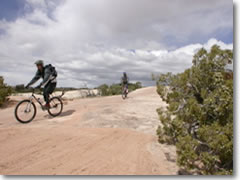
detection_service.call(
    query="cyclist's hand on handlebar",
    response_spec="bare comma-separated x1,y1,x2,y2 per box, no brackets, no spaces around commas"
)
25,84,30,89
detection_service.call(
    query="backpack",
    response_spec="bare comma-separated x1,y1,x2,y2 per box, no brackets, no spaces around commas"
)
46,64,57,78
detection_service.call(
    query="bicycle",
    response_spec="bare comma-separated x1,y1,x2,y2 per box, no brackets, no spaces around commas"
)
14,89,65,123
122,85,128,100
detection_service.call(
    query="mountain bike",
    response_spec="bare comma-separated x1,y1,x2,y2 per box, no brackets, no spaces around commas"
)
14,89,65,123
122,85,128,100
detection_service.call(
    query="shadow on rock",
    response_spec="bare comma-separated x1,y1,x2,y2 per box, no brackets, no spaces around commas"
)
44,109,75,119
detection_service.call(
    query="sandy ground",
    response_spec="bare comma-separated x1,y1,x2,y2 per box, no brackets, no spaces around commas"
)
0,87,178,175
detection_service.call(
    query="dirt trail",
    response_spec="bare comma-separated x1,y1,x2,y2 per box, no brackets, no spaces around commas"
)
0,87,178,175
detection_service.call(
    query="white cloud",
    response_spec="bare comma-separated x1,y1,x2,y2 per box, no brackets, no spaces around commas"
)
0,0,233,87
203,38,233,50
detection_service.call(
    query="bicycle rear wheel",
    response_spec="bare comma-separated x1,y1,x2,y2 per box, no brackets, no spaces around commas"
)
122,91,127,99
48,97,63,117
15,100,37,123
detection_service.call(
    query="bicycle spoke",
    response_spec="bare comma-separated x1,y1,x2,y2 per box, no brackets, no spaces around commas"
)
15,100,36,123
48,97,63,117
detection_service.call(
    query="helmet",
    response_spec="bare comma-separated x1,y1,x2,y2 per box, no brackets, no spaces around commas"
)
35,60,44,65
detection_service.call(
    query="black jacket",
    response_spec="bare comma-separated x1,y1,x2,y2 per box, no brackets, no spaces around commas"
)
28,65,57,87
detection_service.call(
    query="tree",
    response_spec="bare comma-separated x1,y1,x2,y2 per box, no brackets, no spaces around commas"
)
0,76,12,107
15,84,25,92
98,84,109,96
156,45,233,175
135,82,142,89
97,82,142,96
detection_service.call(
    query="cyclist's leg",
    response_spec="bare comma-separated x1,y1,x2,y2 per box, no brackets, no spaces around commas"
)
43,84,50,105
43,83,56,105
48,82,56,95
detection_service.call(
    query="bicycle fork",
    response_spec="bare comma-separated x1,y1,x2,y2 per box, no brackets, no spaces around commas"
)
25,97,34,113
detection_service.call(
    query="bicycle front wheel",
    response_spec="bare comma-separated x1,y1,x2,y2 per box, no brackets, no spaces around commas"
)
15,100,37,123
122,92,126,99
48,97,63,117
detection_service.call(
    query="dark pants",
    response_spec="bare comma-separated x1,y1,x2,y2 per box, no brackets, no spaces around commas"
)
123,83,128,89
43,82,56,104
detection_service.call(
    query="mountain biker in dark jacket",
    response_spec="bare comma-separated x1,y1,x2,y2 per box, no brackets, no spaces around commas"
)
25,60,57,110
121,72,129,93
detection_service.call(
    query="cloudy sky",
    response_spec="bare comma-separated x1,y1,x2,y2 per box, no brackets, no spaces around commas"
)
0,0,233,88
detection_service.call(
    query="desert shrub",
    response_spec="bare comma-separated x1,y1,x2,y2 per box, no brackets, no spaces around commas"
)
156,45,233,175
98,82,142,96
0,76,12,106
98,84,109,96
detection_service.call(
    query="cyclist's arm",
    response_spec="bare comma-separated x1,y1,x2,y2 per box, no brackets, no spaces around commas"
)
40,68,51,87
27,70,41,86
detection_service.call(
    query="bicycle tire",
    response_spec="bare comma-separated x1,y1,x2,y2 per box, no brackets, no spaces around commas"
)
48,97,63,117
15,100,37,123
122,91,127,99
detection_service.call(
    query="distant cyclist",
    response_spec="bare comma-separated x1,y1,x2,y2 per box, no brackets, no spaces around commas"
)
25,60,57,110
121,72,129,93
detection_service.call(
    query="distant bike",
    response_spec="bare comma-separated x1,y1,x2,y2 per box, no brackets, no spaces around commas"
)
14,89,65,123
122,85,128,100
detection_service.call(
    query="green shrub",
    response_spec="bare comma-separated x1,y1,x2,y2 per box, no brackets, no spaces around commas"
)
98,82,142,96
0,76,12,107
98,84,109,96
156,45,233,175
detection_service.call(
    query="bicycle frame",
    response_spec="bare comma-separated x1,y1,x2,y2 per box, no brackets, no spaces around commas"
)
27,89,65,111
122,84,128,94
30,93,44,107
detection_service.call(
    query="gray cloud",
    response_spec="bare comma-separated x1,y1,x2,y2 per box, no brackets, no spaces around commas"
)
0,0,233,88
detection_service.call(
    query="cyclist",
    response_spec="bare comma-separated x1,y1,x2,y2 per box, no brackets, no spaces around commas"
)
121,72,129,93
25,60,57,110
